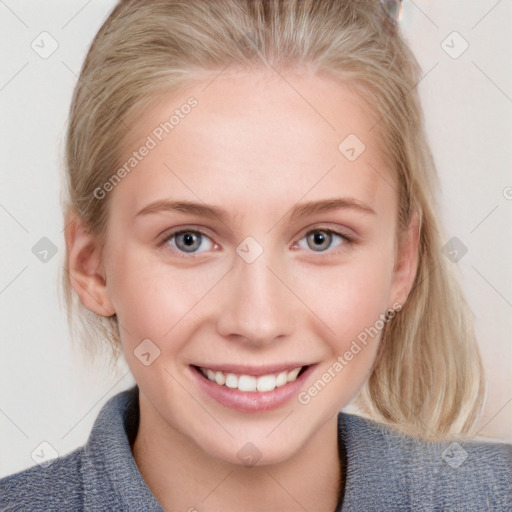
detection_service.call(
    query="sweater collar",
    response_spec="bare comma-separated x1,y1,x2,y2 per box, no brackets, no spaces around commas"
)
82,384,400,511
82,385,163,511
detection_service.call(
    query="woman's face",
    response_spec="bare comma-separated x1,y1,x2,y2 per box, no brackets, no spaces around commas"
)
98,69,413,465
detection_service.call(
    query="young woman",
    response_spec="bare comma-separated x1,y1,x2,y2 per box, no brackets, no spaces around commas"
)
1,0,510,510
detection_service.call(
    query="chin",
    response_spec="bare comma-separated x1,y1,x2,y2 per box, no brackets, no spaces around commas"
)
191,414,319,468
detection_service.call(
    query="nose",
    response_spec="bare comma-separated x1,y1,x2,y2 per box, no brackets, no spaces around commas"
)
215,246,296,347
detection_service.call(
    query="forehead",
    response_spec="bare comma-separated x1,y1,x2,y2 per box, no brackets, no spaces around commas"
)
114,68,396,218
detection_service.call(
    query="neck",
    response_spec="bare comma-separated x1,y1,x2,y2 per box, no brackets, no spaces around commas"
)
132,398,344,512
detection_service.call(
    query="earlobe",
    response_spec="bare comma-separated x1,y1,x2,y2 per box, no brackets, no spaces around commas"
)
65,213,115,317
391,211,420,307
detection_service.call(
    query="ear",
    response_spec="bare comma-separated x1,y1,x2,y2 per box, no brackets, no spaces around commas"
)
390,211,420,308
64,211,115,317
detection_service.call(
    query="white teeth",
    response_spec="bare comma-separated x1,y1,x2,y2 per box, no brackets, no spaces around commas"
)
225,373,238,389
287,368,301,382
275,371,288,387
200,366,304,392
238,375,257,392
257,374,276,392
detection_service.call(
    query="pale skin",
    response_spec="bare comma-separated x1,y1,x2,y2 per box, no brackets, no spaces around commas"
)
66,68,419,511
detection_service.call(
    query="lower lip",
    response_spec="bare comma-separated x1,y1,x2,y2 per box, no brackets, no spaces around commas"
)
190,365,316,412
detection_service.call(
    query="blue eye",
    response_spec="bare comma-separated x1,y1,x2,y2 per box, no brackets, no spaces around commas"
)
163,230,213,254
297,229,347,252
160,227,351,257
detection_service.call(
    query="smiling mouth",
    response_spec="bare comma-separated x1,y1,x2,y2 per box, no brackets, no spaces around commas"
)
193,365,309,392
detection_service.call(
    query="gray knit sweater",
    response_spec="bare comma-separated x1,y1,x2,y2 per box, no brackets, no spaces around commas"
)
1,385,510,511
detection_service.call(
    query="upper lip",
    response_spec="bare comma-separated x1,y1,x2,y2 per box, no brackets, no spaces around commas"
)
192,363,314,376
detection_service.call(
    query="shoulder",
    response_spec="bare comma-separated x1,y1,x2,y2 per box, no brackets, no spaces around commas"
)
0,386,161,512
0,447,84,510
338,412,512,511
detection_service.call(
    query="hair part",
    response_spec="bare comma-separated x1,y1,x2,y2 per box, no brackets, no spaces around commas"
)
60,0,485,440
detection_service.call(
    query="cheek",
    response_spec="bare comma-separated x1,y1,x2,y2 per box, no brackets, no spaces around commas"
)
296,261,393,411
301,251,395,338
104,241,221,347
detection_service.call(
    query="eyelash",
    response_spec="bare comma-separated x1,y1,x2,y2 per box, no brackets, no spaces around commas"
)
159,226,354,258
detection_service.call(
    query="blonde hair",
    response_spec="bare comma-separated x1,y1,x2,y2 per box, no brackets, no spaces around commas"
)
59,0,485,440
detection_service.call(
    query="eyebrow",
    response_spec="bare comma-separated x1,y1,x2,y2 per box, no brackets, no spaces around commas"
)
135,197,376,222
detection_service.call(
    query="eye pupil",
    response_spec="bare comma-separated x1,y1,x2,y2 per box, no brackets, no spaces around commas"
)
183,234,195,245
176,232,201,252
308,230,331,251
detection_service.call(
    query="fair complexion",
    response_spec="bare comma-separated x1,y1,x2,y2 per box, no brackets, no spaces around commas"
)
67,68,419,511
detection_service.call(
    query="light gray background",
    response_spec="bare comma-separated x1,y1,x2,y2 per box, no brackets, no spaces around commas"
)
1,0,511,477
